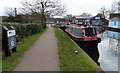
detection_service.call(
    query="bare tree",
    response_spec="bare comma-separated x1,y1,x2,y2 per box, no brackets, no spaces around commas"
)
21,0,66,28
65,14,72,21
112,0,120,13
21,0,66,16
99,6,109,19
99,0,120,19
110,3,116,13
80,13,93,17
106,1,120,14
118,0,120,12
4,7,16,16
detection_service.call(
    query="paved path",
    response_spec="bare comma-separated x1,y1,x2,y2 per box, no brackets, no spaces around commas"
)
14,26,60,71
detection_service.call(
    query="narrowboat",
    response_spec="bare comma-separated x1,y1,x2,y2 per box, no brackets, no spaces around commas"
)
56,22,69,31
65,24,101,64
65,24,101,48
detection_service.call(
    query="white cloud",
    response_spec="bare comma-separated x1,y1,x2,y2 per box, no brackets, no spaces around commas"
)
61,0,116,15
0,0,22,16
0,0,22,8
0,0,116,16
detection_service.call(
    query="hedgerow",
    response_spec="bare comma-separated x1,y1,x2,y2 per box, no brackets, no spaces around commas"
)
2,22,42,42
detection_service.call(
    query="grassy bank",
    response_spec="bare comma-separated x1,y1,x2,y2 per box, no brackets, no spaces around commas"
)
2,27,47,71
0,52,2,72
53,27,98,72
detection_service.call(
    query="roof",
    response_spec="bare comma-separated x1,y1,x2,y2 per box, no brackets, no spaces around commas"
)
110,13,120,18
73,16,92,19
90,14,107,21
68,24,94,29
109,13,120,20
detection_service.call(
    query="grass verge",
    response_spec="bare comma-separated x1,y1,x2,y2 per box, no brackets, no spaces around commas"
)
0,52,2,72
2,27,47,71
53,26,98,72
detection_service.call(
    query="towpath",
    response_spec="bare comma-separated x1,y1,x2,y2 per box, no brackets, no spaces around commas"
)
14,26,59,71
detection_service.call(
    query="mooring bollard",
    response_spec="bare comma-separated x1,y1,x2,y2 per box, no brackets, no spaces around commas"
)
2,26,17,57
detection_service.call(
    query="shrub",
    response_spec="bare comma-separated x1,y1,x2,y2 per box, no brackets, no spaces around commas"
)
2,23,42,42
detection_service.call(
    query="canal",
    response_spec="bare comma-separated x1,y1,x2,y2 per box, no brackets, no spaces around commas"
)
96,26,120,72
60,26,119,72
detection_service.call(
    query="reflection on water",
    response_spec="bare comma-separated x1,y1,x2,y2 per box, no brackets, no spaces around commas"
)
96,26,119,71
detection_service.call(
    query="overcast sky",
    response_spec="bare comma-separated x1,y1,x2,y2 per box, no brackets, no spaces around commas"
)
0,0,117,16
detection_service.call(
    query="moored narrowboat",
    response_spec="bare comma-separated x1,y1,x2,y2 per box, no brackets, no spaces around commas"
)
65,24,101,65
65,24,101,43
56,22,69,31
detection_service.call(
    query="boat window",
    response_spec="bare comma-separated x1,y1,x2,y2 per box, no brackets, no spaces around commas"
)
73,28,82,36
71,28,75,34
69,27,73,33
66,27,71,32
94,28,97,35
66,27,69,31
93,28,96,35
85,28,96,37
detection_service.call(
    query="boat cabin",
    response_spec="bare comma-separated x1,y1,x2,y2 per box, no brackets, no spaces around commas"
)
65,24,100,41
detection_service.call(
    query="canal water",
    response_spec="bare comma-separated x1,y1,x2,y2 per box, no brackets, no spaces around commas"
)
60,26,119,72
96,26,120,72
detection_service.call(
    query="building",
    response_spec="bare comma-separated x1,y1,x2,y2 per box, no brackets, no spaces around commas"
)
90,14,108,26
72,16,92,22
109,13,120,29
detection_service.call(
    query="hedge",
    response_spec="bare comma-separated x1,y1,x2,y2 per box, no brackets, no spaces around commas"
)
2,23,42,42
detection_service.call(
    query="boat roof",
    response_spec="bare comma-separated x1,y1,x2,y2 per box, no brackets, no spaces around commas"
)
68,24,94,29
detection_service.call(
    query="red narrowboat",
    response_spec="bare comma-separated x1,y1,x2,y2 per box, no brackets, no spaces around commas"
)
65,24,101,43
